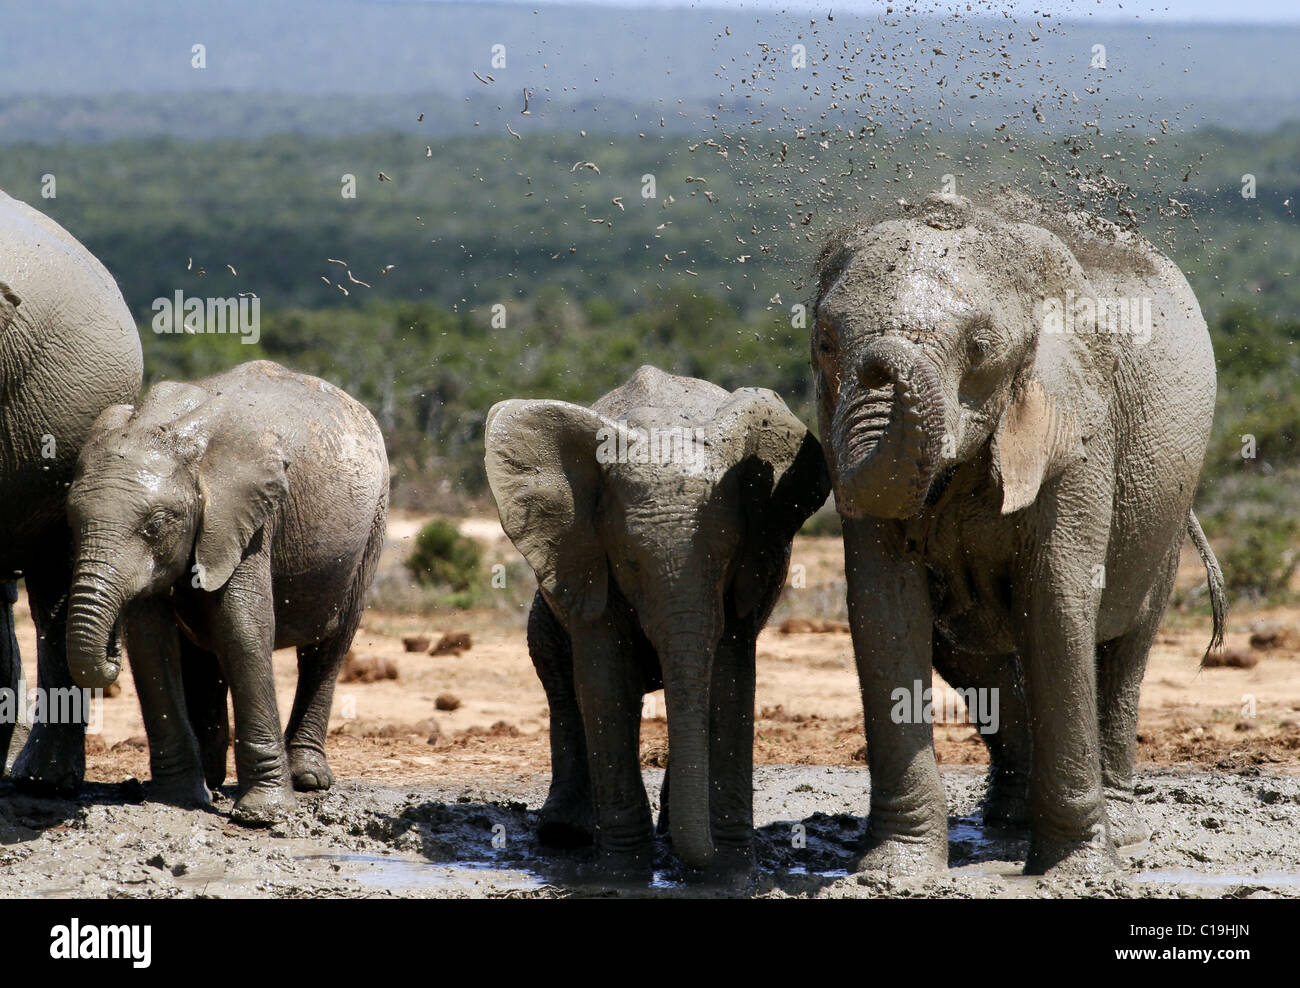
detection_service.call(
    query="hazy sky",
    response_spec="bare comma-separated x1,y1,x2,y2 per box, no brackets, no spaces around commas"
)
505,0,1300,22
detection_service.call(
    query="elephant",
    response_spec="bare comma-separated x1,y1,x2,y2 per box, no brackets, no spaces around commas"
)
0,188,143,792
485,366,830,878
810,193,1226,876
63,360,389,823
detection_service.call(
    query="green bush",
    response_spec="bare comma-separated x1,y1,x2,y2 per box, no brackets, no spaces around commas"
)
404,518,482,591
1218,514,1299,600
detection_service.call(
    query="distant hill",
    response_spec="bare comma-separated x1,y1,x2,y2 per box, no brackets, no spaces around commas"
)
2,1,1298,142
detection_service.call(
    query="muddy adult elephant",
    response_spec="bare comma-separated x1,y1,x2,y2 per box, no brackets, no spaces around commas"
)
64,361,389,823
485,366,829,878
0,189,143,792
811,193,1225,876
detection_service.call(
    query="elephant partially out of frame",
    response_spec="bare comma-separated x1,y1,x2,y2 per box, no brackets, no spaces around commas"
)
0,189,143,792
810,193,1225,876
486,366,829,879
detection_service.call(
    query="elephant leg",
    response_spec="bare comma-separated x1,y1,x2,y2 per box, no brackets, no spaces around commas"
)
11,545,85,796
285,630,352,792
1018,555,1116,875
286,508,384,793
527,592,593,846
571,614,652,877
1096,550,1177,848
932,639,1031,828
124,599,210,806
0,580,21,775
179,635,230,792
210,549,296,825
706,625,757,879
843,517,948,875
656,763,670,836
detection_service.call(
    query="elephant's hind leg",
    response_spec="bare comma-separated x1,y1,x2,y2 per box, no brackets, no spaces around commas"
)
286,631,351,792
1096,550,1178,848
0,580,22,775
180,637,230,791
286,506,387,792
527,592,594,847
932,639,1031,829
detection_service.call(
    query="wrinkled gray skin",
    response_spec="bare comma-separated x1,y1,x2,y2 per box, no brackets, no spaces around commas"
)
812,194,1225,876
486,366,829,879
0,189,143,792
65,361,389,824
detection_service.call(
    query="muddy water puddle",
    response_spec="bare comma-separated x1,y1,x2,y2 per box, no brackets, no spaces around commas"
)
1134,869,1300,888
297,852,548,892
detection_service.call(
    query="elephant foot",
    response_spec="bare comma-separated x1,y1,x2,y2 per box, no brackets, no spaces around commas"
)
147,773,211,809
10,723,84,797
537,790,595,848
983,768,1031,830
288,747,334,792
1105,789,1152,848
583,842,655,884
856,835,948,877
230,785,298,826
698,843,756,888
1025,829,1119,875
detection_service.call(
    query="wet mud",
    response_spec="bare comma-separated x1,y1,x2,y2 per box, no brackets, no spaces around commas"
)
3,766,1297,899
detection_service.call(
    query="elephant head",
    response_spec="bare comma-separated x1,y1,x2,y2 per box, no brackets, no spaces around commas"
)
64,382,289,688
811,193,1122,520
485,377,828,869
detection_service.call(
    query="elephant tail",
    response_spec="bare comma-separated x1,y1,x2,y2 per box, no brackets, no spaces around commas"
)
1187,510,1227,665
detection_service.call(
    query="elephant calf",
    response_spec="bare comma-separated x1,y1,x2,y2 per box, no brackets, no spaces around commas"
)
65,360,389,823
486,366,830,878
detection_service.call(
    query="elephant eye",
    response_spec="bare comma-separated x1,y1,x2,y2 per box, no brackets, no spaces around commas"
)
968,327,997,363
816,316,838,354
142,510,171,540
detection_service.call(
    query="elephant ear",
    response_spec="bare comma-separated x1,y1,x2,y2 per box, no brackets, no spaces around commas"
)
990,375,1079,514
716,389,831,618
0,280,20,333
992,235,1116,515
484,399,614,622
193,423,289,591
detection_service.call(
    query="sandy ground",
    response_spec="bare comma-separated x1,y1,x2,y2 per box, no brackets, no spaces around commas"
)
2,513,1299,897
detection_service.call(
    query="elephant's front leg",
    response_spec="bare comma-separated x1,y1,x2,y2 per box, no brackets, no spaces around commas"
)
1018,541,1116,874
10,547,86,795
844,517,948,875
123,598,210,806
706,624,757,880
0,580,21,774
570,614,653,878
206,550,297,825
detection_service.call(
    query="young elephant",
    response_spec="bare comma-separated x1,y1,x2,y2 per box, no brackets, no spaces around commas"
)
64,361,389,823
485,366,830,878
811,193,1225,875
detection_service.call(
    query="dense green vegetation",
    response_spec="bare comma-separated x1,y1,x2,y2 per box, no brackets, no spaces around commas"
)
5,126,1298,325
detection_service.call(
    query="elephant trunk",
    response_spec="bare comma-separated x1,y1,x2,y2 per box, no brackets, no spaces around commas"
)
659,622,717,871
66,561,129,690
831,336,944,519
